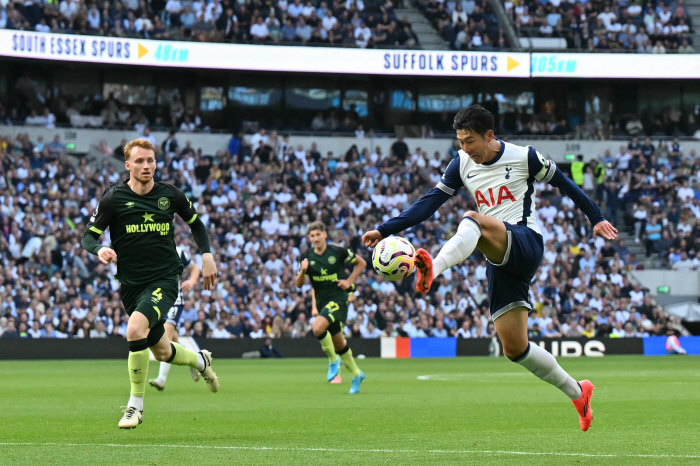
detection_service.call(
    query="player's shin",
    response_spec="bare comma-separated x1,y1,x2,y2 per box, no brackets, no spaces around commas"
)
337,344,361,377
512,342,582,400
433,217,482,276
127,339,150,409
157,361,172,382
317,330,338,362
168,342,204,371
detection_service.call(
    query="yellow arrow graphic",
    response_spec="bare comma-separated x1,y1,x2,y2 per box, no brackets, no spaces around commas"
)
507,56,520,71
138,44,148,59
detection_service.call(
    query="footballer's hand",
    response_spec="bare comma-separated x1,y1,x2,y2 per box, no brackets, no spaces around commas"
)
201,253,217,290
97,247,117,264
337,279,352,290
594,221,618,240
362,230,383,248
181,279,196,293
300,258,309,272
312,308,319,317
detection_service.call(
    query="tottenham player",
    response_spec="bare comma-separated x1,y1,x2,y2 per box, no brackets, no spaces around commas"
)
149,245,201,391
362,105,617,431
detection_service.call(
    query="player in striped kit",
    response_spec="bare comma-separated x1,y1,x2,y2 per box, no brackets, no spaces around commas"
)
149,245,202,391
363,105,618,431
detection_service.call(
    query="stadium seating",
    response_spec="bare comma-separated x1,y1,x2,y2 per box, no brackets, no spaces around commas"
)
505,0,694,52
0,127,695,341
0,0,418,49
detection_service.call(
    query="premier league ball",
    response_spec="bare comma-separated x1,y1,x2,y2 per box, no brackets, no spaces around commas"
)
371,236,416,281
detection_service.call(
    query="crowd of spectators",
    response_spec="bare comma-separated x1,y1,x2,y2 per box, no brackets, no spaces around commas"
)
505,0,695,52
416,0,511,50
0,128,694,342
591,136,700,270
0,0,418,48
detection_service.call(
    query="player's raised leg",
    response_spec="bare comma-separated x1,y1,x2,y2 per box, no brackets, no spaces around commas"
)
415,211,506,293
495,308,593,431
149,322,199,391
150,329,218,393
312,315,341,381
332,332,364,394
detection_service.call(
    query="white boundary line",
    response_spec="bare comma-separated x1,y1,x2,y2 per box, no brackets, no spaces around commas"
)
0,442,698,459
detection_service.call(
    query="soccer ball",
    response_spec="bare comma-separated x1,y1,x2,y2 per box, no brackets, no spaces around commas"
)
372,236,416,281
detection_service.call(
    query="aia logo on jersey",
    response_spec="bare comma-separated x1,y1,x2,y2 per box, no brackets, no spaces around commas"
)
475,186,516,208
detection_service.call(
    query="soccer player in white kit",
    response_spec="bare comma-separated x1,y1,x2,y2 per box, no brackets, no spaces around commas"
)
362,105,618,431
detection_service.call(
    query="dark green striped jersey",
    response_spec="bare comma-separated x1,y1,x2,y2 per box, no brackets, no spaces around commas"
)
300,243,356,303
86,181,199,286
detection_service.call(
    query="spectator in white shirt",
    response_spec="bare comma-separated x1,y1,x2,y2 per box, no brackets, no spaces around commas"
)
676,180,694,201
250,16,271,40
360,321,382,338
287,0,304,17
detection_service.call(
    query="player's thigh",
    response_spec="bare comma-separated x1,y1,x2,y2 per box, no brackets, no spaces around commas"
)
134,278,179,329
319,300,347,337
312,315,330,335
126,311,150,341
464,211,508,264
493,306,529,359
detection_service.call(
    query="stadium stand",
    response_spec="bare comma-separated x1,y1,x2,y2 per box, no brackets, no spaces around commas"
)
0,126,696,341
0,0,419,49
504,0,695,52
411,0,697,52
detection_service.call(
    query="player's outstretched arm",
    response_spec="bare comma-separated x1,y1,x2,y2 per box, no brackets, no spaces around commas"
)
547,169,618,240
531,152,617,240
362,188,452,248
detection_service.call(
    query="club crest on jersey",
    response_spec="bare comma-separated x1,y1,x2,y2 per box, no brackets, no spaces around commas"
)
328,256,336,264
125,202,135,208
158,197,170,210
505,167,512,179
475,186,516,208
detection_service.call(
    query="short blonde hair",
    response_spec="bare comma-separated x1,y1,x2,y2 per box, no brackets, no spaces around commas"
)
123,138,155,160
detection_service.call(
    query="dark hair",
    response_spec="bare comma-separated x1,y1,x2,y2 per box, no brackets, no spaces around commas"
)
452,105,494,136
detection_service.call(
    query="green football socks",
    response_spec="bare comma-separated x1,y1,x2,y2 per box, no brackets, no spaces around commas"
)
317,331,338,362
168,342,202,370
338,345,361,377
127,341,150,397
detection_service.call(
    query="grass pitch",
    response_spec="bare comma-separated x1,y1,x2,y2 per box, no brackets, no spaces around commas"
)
0,355,698,465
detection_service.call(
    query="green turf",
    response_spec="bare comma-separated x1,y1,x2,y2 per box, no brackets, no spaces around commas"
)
1,355,699,465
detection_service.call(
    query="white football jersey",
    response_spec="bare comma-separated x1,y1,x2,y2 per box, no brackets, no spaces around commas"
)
436,140,556,236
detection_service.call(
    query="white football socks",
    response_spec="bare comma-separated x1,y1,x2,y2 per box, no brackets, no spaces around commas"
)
433,217,482,276
158,361,172,383
128,395,144,411
514,343,582,400
197,352,206,372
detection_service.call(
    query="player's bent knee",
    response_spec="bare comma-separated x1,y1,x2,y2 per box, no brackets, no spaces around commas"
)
503,341,529,361
126,326,148,341
463,210,479,221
